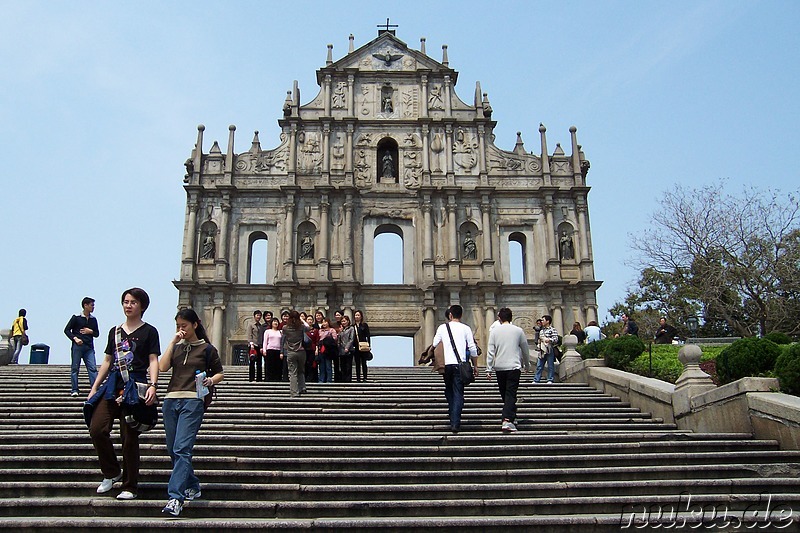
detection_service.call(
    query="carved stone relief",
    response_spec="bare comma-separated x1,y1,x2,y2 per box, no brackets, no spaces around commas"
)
428,85,444,110
331,134,345,171
401,88,418,118
297,131,322,173
331,82,347,109
354,149,372,188
453,128,478,172
430,129,445,172
358,84,373,117
402,150,422,189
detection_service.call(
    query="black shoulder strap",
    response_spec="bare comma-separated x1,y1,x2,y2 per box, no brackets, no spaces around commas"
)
445,323,462,363
204,344,214,376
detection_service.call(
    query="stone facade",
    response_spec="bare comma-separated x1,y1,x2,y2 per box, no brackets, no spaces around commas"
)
175,31,601,365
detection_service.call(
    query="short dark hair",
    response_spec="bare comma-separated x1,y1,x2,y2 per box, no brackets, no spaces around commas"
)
449,305,463,319
81,297,95,308
498,307,512,322
264,310,273,318
121,288,150,315
281,310,289,317
253,310,262,317
541,314,552,324
18,309,26,317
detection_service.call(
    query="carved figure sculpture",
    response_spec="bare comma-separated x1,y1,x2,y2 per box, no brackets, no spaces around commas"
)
559,231,575,261
463,231,477,260
300,232,314,260
382,94,393,113
201,231,216,260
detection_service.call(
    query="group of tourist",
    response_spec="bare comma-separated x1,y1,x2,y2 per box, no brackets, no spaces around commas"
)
247,308,373,387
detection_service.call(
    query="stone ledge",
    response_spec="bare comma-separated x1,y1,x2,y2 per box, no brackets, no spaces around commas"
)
691,377,779,411
748,392,800,426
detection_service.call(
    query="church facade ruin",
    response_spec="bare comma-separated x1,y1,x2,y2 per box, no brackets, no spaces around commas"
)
175,29,601,364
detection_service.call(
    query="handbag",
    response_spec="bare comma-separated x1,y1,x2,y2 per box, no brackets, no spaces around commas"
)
355,326,370,352
432,343,445,374
446,323,474,386
21,333,30,346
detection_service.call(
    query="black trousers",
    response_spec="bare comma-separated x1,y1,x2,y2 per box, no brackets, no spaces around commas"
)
496,368,521,422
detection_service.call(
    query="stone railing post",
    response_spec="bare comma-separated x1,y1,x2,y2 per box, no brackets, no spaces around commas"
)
558,334,582,380
672,344,716,417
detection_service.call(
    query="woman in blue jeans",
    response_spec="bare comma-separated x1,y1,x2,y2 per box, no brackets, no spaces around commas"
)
158,308,224,517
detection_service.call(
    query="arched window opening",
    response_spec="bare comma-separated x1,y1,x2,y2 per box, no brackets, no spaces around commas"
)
374,226,403,284
508,233,526,284
377,137,399,183
248,232,268,284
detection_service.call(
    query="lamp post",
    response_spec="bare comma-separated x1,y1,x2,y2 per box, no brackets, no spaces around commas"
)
685,316,699,343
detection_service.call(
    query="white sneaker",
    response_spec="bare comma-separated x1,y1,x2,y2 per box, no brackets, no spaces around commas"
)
162,498,183,516
96,473,123,494
116,491,136,500
501,420,518,433
184,487,202,501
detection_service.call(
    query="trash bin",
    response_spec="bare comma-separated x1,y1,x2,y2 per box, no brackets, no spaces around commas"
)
29,343,50,364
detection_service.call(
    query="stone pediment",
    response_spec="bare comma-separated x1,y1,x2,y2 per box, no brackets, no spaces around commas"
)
320,33,455,81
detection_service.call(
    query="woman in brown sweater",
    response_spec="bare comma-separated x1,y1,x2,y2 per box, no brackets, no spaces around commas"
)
158,308,224,517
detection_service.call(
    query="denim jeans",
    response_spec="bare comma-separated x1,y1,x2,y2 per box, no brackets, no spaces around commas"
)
163,398,204,502
496,369,521,422
443,364,465,428
11,336,24,364
70,343,98,393
535,350,555,382
318,355,332,383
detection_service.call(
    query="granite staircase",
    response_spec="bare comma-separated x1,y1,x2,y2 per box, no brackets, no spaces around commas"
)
0,364,798,532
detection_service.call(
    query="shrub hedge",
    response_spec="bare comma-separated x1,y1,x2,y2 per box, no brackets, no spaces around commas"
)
764,332,792,345
716,337,782,384
775,343,800,396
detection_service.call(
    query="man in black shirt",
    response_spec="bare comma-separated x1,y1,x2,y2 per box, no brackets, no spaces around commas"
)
64,297,99,397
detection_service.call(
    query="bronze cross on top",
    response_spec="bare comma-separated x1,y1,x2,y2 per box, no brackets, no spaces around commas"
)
377,18,398,34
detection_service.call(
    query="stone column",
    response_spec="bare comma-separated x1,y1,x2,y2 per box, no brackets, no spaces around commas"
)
283,197,295,280
343,194,353,280
552,304,564,335
477,124,487,174
184,201,198,262
424,307,435,344
347,74,355,117
422,200,433,260
211,305,224,350
576,203,590,261
447,197,457,261
214,199,230,281
480,200,492,260
420,74,428,118
544,199,557,261
288,125,297,173
319,198,330,262
444,75,452,117
324,74,331,116
345,123,354,172
322,123,331,173
445,123,454,175
421,124,430,172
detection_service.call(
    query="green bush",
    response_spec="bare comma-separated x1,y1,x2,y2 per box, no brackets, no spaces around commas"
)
764,332,792,345
716,337,782,384
774,343,800,396
577,339,608,359
628,349,683,383
603,336,646,370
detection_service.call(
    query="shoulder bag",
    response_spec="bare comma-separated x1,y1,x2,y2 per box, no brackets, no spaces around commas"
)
202,344,217,411
446,323,474,386
354,326,373,360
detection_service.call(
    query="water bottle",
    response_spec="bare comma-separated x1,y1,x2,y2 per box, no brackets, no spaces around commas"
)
195,370,209,398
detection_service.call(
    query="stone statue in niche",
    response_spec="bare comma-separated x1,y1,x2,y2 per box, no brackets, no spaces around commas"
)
184,158,194,180
201,231,216,260
300,232,314,260
382,95,393,113
381,151,395,180
559,231,575,261
331,82,346,109
463,231,477,260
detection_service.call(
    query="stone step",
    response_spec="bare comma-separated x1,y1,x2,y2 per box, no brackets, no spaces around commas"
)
2,492,799,521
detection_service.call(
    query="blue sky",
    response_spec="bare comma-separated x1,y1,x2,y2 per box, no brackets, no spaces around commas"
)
2,1,798,367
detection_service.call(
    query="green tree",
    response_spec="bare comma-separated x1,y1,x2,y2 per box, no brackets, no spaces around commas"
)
617,182,800,337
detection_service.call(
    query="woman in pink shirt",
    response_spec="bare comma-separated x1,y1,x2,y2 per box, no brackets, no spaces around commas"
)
262,318,283,382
